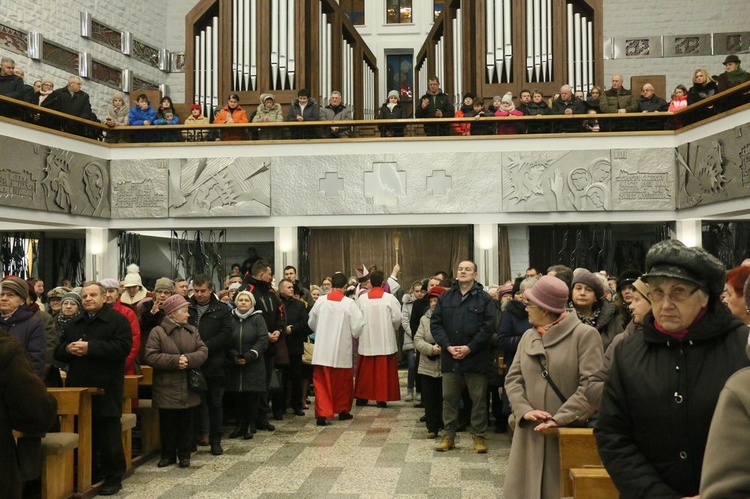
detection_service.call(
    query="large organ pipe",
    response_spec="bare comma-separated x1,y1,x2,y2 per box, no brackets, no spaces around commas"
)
494,0,503,82
212,16,219,109
503,0,512,82
573,12,583,90
587,21,593,93
206,24,212,111
288,0,296,89
486,0,495,83
533,0,541,81
271,0,279,90
566,3,574,86
454,12,462,107
546,0,552,81
194,34,200,106
581,15,589,92
319,12,325,105
233,0,238,90
248,0,255,90
540,0,548,81
279,0,288,89
347,44,353,105
199,31,206,113
525,0,533,81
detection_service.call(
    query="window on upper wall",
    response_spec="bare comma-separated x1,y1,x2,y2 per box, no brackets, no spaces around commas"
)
340,0,365,25
433,1,445,21
386,0,412,24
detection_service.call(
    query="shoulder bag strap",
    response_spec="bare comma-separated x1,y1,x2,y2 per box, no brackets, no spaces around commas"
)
536,355,567,405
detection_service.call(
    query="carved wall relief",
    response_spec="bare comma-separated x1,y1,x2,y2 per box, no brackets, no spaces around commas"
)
676,123,750,209
0,136,110,217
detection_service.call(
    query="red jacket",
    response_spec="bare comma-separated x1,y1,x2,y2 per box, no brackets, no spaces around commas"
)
113,299,141,374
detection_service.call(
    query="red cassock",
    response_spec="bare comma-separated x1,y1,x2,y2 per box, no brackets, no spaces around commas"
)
313,365,354,418
354,353,401,402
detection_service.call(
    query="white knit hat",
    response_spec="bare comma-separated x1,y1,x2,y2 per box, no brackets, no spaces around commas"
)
123,263,143,288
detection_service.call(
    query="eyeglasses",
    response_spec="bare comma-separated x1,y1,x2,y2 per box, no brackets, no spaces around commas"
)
0,291,18,298
650,285,700,303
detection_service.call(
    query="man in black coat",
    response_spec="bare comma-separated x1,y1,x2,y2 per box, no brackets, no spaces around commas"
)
0,57,25,117
241,260,286,427
187,273,232,456
279,278,310,416
431,261,494,454
415,76,455,136
41,75,98,137
55,282,132,496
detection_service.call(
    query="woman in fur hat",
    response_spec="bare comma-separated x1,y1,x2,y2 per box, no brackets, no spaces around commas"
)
102,91,130,143
252,93,284,140
596,240,750,498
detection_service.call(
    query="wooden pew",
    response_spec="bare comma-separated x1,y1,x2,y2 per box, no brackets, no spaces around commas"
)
542,427,605,498
121,375,142,473
133,366,160,463
46,387,100,497
569,467,618,499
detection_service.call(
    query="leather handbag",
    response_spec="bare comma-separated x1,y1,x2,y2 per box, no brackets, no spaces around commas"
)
187,368,208,393
302,336,314,365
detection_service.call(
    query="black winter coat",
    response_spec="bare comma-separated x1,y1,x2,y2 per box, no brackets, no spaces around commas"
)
225,310,268,393
41,87,98,136
55,304,132,417
281,296,310,356
497,299,531,363
415,91,455,136
187,295,232,379
637,95,669,112
0,335,57,499
377,102,405,137
687,81,718,105
595,302,750,498
431,281,495,374
240,276,286,359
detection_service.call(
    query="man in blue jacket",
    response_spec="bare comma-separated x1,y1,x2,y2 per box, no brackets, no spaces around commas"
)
430,260,494,453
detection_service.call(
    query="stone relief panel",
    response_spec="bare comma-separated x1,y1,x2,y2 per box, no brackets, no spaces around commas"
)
168,157,271,217
611,148,675,211
676,123,750,209
0,136,110,217
110,159,169,218
271,153,503,215
502,150,614,212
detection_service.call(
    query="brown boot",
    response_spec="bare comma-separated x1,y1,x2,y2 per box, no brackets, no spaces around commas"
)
472,434,488,454
435,435,455,452
197,434,209,446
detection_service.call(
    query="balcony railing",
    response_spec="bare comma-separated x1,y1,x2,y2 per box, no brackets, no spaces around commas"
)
1,80,748,145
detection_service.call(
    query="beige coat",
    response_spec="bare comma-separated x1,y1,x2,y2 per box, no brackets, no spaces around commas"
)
414,310,440,378
504,312,603,499
700,344,750,498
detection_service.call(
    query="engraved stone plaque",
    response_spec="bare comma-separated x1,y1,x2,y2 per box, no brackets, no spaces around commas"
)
612,148,675,210
110,159,169,218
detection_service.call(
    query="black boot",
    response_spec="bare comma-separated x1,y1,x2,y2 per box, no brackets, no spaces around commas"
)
229,426,242,439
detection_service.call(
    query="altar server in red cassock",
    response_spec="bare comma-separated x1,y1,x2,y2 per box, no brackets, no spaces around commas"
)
308,272,365,426
354,270,402,407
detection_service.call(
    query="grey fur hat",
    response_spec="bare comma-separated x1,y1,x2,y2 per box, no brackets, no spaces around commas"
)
641,240,725,295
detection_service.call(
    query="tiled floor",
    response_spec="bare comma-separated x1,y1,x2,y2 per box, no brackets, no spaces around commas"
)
118,374,510,498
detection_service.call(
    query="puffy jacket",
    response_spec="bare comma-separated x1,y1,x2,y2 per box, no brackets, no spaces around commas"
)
187,295,233,379
0,306,46,378
595,302,750,498
252,102,284,123
430,281,495,374
600,87,638,113
415,90,455,136
225,309,267,392
214,104,249,141
145,317,207,409
321,103,353,138
287,98,321,139
377,102,405,137
128,104,156,125
112,300,141,375
552,96,587,115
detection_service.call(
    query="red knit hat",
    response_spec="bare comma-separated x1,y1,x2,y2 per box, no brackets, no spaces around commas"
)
427,286,447,299
191,103,201,111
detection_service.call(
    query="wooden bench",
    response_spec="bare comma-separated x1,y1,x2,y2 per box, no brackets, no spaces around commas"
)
46,387,100,497
543,427,608,498
121,375,142,472
133,366,160,462
569,467,619,499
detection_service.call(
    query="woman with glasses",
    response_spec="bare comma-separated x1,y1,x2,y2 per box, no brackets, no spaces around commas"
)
595,240,750,498
504,276,603,498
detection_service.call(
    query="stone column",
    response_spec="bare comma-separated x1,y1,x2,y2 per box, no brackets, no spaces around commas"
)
674,219,702,247
474,224,498,287
274,226,298,281
86,228,119,282
507,225,531,280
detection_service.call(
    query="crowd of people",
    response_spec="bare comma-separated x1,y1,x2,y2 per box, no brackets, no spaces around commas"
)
3,242,750,497
2,54,749,142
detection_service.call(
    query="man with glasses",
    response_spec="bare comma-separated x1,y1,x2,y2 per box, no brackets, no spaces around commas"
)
595,240,750,498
